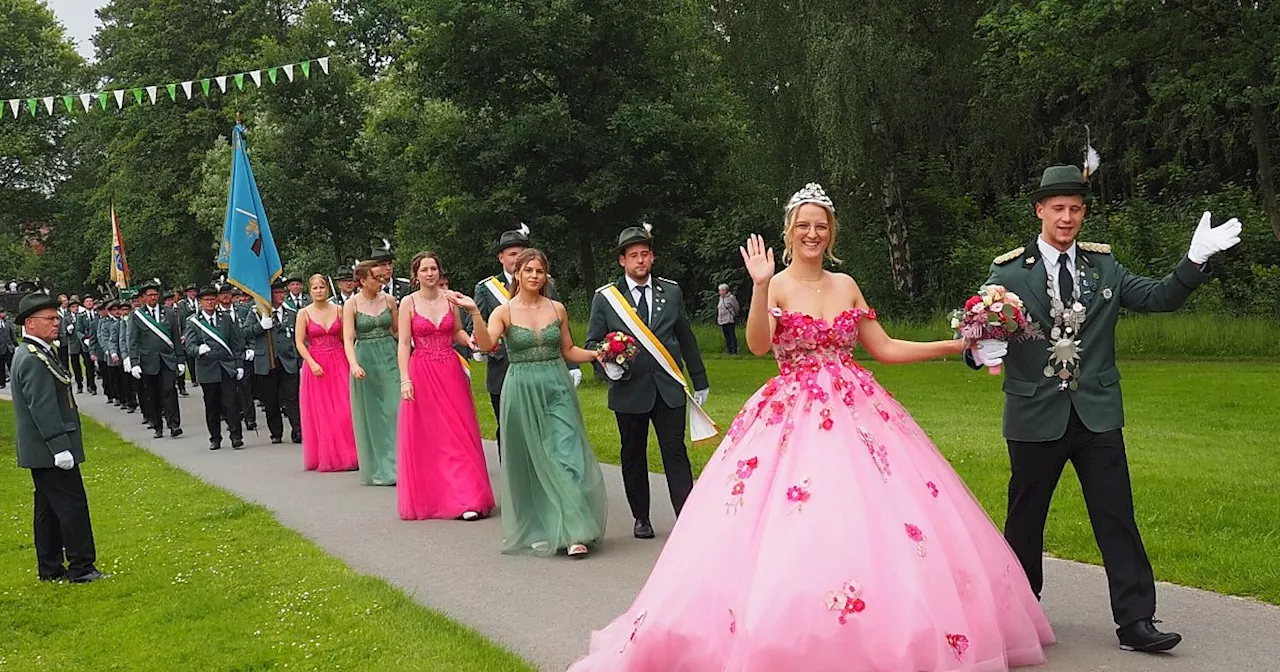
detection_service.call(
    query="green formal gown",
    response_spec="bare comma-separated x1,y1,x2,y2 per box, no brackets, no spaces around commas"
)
351,308,398,485
500,320,608,556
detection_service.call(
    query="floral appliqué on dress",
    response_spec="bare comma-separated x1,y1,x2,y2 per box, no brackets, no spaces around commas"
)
786,479,812,513
619,611,647,653
946,633,970,661
905,523,928,557
726,457,759,514
858,426,892,482
825,580,867,624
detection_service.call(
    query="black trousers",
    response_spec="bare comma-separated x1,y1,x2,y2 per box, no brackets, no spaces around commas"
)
68,352,88,390
0,351,10,386
720,323,738,354
201,374,243,445
31,466,97,580
56,343,70,369
1005,407,1156,628
185,353,198,387
103,365,119,402
239,373,256,427
616,397,694,520
81,353,97,392
489,393,503,458
257,363,300,440
140,368,181,431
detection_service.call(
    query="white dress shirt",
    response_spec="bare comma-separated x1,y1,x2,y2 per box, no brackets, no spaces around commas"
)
625,275,652,322
1036,236,1078,301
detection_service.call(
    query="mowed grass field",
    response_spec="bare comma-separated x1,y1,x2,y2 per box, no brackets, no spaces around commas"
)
0,406,533,672
471,349,1280,607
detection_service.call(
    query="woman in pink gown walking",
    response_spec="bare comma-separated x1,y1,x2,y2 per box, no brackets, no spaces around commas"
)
395,252,495,521
570,184,1054,671
295,274,359,472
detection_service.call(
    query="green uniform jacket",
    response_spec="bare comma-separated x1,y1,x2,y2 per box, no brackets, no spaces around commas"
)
64,309,86,355
183,312,245,384
585,276,708,415
11,339,84,468
116,310,132,365
976,241,1209,442
472,274,577,396
56,308,74,354
384,279,411,301
0,318,16,355
242,304,301,376
78,312,98,359
128,306,183,374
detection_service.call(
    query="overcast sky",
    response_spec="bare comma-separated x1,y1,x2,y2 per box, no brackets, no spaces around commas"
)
46,0,106,60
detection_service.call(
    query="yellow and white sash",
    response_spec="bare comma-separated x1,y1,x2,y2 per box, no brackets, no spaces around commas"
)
457,351,471,379
599,285,719,443
483,276,511,305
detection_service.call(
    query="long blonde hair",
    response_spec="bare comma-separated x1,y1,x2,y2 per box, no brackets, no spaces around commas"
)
782,203,842,265
512,248,550,297
307,273,331,302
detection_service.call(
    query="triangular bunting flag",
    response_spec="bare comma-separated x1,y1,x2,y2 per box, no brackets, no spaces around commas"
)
26,99,37,117
80,93,92,112
114,90,125,108
283,63,295,82
182,81,193,99
42,97,54,115
268,67,278,84
201,79,211,96
8,99,19,118
216,76,228,93
146,85,158,104
318,57,330,74
98,92,108,110
132,88,144,104
234,73,245,90
62,95,74,113
249,70,261,87
167,83,177,101
301,61,310,78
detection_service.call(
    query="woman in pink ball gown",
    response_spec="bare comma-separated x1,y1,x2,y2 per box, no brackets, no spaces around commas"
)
570,184,1054,671
295,274,359,472
394,251,495,521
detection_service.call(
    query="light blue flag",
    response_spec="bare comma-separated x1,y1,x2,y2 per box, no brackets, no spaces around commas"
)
220,123,282,312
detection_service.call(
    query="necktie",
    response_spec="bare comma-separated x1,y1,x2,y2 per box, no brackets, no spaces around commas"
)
635,285,650,325
1057,252,1074,302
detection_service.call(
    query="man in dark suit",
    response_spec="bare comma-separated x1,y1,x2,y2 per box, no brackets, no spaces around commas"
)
97,301,122,405
127,282,183,439
178,284,200,391
184,287,245,450
64,296,90,393
10,292,105,583
0,309,16,387
586,224,709,539
76,297,99,396
243,281,302,444
369,241,411,300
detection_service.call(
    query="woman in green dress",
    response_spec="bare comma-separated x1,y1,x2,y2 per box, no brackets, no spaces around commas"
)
467,248,608,558
343,261,400,486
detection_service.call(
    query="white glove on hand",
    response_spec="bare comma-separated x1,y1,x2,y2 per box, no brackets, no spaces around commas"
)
471,351,487,362
177,364,185,376
259,316,274,330
568,369,582,388
83,338,90,347
130,366,142,379
1188,211,1242,264
198,344,211,356
236,368,244,381
53,451,74,470
245,349,256,362
693,388,709,406
123,357,131,370
971,339,1008,367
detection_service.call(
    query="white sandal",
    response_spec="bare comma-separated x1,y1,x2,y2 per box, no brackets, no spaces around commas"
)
568,543,589,557
461,510,481,521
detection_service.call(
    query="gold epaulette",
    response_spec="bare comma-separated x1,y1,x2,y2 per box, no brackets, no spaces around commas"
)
993,247,1025,265
1079,242,1112,254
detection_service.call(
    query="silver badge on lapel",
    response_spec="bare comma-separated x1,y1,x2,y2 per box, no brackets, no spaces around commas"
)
1102,288,1112,300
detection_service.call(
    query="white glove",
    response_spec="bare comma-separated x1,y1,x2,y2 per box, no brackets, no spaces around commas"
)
471,352,487,362
53,451,74,470
68,324,74,333
236,368,244,380
123,357,131,370
83,338,90,347
245,349,256,362
1187,211,1242,264
130,366,142,379
198,344,211,356
259,316,274,330
177,364,185,375
568,369,582,388
693,388,709,406
971,339,1008,367
53,339,60,349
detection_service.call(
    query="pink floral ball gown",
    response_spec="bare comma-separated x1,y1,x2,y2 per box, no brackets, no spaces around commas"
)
570,307,1054,671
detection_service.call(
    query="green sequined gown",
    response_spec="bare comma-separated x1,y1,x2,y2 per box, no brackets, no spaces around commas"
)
352,308,398,486
500,320,608,556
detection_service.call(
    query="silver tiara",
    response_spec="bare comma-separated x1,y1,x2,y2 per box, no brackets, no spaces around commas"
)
785,182,835,213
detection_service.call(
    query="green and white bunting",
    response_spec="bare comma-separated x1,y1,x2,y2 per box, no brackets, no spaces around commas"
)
4,56,331,120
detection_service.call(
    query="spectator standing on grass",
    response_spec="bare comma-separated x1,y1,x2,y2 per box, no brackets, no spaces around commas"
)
715,283,740,354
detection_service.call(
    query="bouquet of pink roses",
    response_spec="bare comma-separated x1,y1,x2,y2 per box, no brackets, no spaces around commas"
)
950,285,1042,375
597,331,640,380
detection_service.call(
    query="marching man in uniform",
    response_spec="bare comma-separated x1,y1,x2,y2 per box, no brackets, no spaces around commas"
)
10,292,105,584
127,282,184,439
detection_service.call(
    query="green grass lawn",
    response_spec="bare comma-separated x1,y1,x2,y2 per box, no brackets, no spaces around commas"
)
0,405,532,672
472,356,1280,606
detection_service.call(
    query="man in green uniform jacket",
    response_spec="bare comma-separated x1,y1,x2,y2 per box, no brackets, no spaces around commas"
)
10,292,105,583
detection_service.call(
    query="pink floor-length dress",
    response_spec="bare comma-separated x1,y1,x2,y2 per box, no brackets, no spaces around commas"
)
570,307,1055,671
395,311,495,520
299,316,359,472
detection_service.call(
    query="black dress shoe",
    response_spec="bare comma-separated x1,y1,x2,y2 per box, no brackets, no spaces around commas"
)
271,437,282,444
633,519,656,539
69,570,108,584
231,438,245,450
153,428,164,439
39,572,67,582
178,390,189,397
1117,619,1182,653
170,428,183,438
291,433,302,444
209,442,222,451
245,422,257,431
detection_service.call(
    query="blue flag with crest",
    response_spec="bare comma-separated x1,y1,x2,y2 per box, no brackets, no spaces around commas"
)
218,123,282,312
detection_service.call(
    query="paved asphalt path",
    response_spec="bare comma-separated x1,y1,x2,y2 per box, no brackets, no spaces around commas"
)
38,389,1280,671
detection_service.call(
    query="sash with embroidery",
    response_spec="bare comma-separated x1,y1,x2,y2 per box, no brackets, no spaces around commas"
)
135,310,174,348
598,285,719,444
189,315,233,355
483,276,511,305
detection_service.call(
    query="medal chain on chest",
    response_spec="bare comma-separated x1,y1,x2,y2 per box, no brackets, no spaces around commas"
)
1045,267,1086,391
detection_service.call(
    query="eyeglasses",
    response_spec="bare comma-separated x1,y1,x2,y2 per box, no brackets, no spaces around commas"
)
27,316,60,323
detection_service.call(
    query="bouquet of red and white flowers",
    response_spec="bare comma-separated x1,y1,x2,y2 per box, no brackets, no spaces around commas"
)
598,331,640,380
951,285,1042,375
